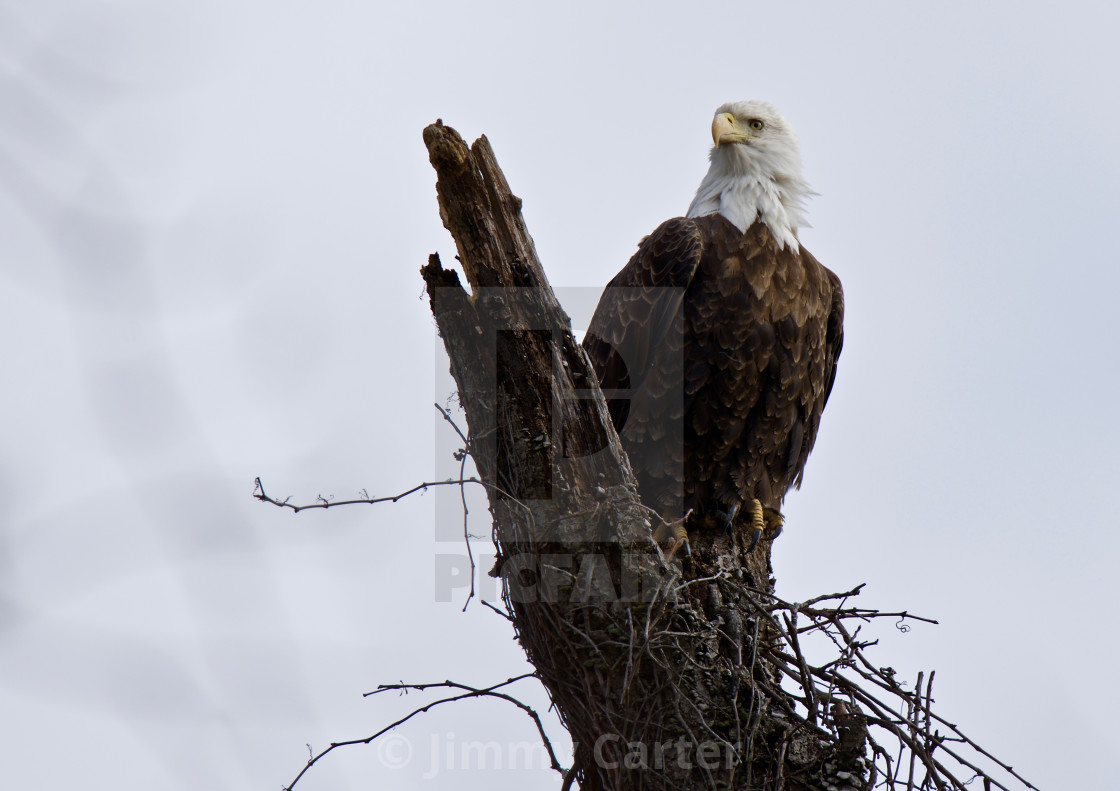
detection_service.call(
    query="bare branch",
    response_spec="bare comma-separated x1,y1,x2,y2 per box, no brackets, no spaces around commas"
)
253,476,472,513
367,674,566,774
284,675,566,790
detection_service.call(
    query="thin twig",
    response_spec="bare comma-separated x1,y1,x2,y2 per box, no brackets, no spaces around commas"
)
253,476,477,513
284,674,565,790
432,403,480,610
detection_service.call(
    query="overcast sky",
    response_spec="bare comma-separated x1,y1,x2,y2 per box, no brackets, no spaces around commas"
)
3,1,1118,788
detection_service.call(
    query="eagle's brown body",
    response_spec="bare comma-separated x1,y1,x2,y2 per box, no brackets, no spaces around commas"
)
583,213,843,528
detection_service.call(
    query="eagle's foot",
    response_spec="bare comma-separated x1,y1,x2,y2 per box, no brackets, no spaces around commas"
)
652,516,691,562
746,503,785,551
745,499,765,551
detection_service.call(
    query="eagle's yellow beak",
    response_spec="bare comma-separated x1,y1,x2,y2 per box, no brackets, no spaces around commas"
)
712,112,746,147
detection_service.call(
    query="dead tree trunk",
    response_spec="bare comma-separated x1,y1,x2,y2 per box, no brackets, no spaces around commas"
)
421,121,868,791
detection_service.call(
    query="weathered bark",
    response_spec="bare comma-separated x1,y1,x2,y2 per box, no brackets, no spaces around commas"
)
421,121,867,791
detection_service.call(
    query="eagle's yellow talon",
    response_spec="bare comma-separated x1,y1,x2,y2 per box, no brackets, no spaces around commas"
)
749,499,765,535
743,499,765,551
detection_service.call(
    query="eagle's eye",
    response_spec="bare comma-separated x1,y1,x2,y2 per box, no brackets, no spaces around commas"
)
748,119,764,131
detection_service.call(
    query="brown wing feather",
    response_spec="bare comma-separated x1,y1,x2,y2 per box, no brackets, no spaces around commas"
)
583,217,703,432
781,249,844,492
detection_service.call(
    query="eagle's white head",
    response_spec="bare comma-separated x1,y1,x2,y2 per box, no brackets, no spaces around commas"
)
686,100,811,250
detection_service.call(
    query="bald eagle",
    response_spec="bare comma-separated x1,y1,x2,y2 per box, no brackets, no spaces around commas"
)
583,101,843,556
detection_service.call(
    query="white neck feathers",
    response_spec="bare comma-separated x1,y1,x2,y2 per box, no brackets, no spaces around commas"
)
686,143,811,251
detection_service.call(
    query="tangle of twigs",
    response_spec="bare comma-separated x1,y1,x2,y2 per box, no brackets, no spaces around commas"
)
728,581,1038,791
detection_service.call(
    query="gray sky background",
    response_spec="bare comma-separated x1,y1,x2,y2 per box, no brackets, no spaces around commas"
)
3,1,1118,788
